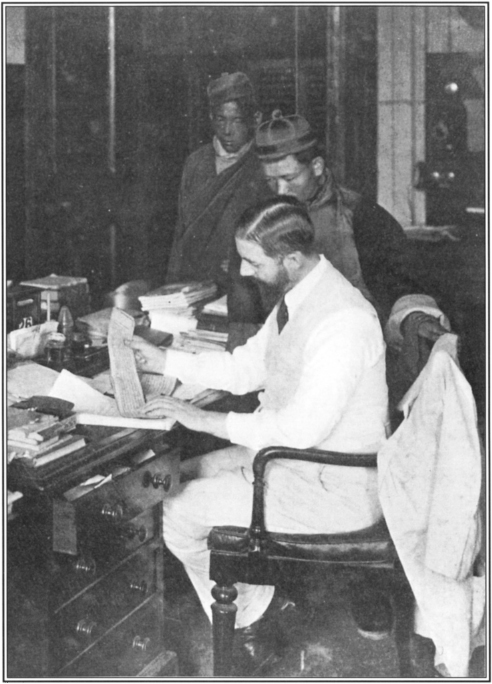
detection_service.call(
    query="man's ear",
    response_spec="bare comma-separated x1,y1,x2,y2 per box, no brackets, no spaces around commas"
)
283,251,304,272
311,156,325,178
254,111,263,127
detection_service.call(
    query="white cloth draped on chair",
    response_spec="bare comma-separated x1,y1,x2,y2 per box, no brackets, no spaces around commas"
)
378,334,485,677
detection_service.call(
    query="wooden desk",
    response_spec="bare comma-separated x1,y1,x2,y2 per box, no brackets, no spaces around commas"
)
7,344,258,677
7,424,181,678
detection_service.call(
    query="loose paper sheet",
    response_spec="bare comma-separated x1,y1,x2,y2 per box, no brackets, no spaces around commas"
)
49,369,120,416
7,362,60,404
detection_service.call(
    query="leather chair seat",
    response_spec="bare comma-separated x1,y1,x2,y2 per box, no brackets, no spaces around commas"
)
209,517,396,566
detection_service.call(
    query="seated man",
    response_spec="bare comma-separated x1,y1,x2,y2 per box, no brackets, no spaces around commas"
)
227,111,449,403
131,197,390,671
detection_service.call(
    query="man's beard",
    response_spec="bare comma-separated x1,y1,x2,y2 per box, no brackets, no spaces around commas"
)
254,266,290,307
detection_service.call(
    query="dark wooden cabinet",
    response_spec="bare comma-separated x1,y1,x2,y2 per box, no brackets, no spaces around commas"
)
7,428,180,678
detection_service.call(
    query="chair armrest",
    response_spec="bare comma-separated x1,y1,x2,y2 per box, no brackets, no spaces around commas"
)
248,447,377,552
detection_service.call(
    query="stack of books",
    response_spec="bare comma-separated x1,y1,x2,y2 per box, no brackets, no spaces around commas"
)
139,281,218,310
7,408,85,468
139,282,218,336
196,294,228,334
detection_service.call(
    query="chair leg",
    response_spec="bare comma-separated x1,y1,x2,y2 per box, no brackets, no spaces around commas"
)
211,582,238,676
392,575,415,677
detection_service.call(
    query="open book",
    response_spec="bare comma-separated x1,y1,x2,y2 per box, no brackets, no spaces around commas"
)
48,369,222,431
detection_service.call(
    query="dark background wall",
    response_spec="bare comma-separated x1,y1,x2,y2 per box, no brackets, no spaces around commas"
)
7,6,378,302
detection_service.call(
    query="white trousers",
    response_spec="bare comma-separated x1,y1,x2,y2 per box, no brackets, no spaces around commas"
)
163,445,382,629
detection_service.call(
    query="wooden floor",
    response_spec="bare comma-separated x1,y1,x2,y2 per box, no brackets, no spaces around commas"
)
164,561,486,678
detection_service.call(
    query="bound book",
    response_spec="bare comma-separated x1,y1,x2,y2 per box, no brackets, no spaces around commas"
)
12,435,86,468
7,407,57,433
196,314,229,334
8,434,65,453
9,413,78,442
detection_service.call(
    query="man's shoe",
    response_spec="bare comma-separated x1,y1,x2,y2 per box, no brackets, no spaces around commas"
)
350,591,393,641
232,594,296,675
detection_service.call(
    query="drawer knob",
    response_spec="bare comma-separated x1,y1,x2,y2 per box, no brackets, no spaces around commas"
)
132,635,151,652
75,618,98,640
121,524,147,542
101,502,124,522
129,579,148,595
74,557,96,575
143,472,171,491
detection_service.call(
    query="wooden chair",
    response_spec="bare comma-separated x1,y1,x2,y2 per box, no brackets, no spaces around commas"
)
208,446,415,677
208,329,462,677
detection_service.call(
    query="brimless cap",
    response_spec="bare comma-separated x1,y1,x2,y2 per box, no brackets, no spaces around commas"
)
207,72,256,108
255,110,318,162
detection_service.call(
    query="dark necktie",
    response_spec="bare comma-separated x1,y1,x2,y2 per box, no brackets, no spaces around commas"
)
276,296,289,334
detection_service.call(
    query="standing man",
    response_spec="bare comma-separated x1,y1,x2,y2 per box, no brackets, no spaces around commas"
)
227,111,449,396
131,197,390,672
166,72,271,345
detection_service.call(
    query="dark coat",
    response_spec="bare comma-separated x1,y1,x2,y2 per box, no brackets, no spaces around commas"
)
166,143,271,293
227,179,422,325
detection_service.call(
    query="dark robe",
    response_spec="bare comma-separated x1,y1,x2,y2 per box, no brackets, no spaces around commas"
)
166,143,271,294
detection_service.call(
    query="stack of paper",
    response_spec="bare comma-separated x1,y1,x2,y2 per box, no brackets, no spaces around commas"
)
139,281,218,336
172,329,228,353
139,281,217,311
149,309,198,336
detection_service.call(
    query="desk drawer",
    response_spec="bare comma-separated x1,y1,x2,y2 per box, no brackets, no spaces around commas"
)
52,506,158,607
80,506,158,566
72,448,179,525
52,449,178,558
54,544,159,665
57,597,178,677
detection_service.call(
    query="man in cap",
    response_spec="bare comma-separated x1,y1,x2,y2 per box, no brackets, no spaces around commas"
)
166,72,271,344
227,111,449,399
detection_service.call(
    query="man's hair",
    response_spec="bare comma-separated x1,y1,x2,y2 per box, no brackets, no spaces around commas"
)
235,196,315,258
210,97,258,123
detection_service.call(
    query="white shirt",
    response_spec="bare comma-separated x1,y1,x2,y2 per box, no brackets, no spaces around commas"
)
165,256,388,452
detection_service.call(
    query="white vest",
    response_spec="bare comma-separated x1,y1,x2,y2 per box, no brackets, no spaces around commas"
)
261,261,387,453
258,260,388,527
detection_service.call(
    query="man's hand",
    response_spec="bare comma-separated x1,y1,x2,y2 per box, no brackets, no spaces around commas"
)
140,396,206,430
401,312,449,343
139,396,228,438
129,335,167,374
